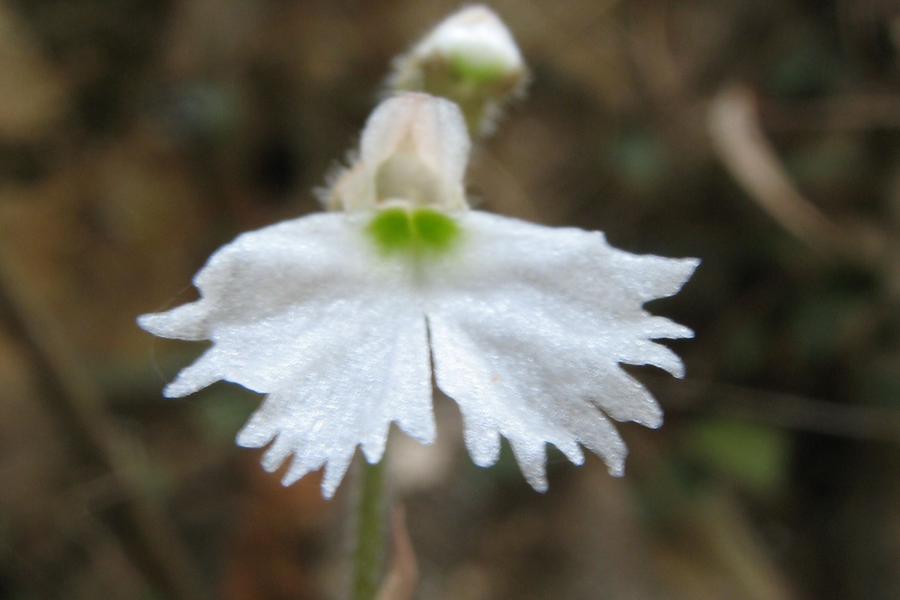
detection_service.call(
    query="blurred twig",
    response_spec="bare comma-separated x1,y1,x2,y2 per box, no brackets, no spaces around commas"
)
708,84,879,261
374,504,418,600
652,375,900,444
762,94,900,132
0,253,209,600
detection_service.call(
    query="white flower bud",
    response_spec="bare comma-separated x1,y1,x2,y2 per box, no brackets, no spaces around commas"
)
388,5,528,136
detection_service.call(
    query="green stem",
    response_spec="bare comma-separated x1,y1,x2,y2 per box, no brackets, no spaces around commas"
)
351,458,386,600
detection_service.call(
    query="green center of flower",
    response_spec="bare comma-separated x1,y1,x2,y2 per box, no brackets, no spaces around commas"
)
367,207,460,255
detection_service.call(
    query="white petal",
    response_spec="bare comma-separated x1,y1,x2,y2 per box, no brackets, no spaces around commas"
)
136,302,210,341
426,211,697,490
163,347,221,397
139,213,434,497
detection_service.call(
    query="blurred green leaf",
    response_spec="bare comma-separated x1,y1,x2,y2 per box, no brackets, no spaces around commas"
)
785,137,865,193
790,293,868,363
722,318,768,377
685,418,791,498
608,131,668,193
856,357,900,409
768,39,846,98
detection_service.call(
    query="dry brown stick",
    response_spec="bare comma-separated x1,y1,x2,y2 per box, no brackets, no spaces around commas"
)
762,94,900,132
649,375,900,444
696,490,796,600
707,84,880,262
0,253,209,600
374,504,418,600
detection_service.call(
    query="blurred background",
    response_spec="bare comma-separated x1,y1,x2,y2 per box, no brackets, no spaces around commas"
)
1,0,900,598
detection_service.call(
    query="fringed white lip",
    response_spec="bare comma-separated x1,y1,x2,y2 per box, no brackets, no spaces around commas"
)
139,208,697,497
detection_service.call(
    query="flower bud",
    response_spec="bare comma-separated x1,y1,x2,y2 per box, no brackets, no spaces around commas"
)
388,5,528,136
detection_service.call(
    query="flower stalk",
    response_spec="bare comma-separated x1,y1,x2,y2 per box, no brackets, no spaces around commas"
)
352,458,386,600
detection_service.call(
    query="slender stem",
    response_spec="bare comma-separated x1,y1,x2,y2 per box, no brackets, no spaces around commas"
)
352,458,386,600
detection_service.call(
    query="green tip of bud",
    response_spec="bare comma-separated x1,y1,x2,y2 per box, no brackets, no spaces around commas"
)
447,52,511,85
367,207,460,255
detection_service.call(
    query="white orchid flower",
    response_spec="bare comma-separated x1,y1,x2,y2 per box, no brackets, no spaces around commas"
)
139,92,698,498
